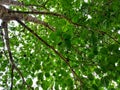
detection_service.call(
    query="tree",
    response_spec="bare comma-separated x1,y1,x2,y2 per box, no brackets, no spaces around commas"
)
0,0,120,89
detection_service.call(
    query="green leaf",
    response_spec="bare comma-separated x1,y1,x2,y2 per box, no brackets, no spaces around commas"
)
100,47,108,55
26,78,33,86
45,72,50,77
41,80,50,89
38,73,43,80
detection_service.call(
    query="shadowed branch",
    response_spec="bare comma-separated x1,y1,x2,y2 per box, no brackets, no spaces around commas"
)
9,10,81,27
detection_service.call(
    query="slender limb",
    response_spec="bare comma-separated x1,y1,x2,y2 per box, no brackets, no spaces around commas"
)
96,30,120,45
2,21,14,90
16,19,83,86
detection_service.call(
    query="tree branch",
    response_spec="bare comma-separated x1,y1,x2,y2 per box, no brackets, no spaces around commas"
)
16,19,83,86
11,10,120,44
9,10,81,27
0,5,55,31
2,21,14,90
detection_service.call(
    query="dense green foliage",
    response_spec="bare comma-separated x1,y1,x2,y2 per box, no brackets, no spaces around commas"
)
0,0,120,89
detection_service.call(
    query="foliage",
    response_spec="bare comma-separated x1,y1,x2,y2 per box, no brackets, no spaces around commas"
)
0,0,120,89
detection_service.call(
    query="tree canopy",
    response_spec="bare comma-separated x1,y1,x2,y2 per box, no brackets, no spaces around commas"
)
0,0,120,89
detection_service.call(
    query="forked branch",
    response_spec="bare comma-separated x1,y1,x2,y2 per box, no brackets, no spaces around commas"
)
2,21,33,90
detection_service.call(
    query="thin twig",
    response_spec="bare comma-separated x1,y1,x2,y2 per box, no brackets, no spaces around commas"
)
98,30,120,45
10,65,14,90
91,29,120,45
14,66,34,90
